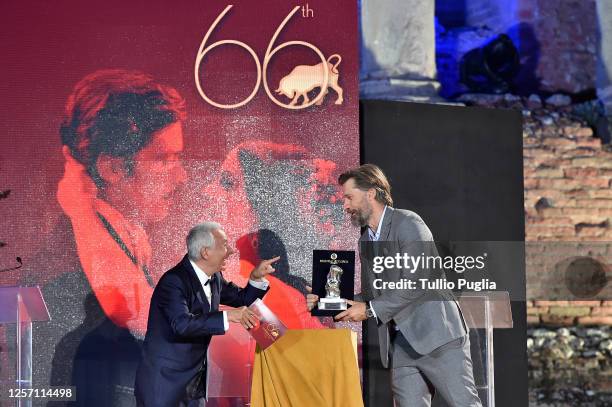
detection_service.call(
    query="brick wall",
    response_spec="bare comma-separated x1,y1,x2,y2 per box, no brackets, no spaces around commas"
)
523,125,611,241
527,301,612,325
523,101,611,324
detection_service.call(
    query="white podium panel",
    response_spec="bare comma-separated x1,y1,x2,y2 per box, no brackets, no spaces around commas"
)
458,291,513,407
0,287,50,407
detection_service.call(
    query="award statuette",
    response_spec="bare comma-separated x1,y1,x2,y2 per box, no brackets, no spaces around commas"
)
319,265,347,310
311,250,355,317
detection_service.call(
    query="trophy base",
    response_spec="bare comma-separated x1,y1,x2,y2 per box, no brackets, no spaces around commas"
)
318,298,347,311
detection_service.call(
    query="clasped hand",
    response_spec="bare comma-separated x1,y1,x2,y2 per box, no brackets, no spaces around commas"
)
305,286,367,322
227,306,259,330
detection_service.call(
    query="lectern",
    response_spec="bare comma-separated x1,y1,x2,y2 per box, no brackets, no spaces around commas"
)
0,287,50,407
457,291,513,407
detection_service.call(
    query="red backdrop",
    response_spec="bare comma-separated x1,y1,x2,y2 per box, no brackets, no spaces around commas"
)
0,0,359,404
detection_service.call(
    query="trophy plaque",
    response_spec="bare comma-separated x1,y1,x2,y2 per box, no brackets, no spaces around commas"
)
311,250,355,317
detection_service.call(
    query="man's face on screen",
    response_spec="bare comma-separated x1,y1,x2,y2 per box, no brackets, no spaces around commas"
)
110,121,187,224
341,178,372,227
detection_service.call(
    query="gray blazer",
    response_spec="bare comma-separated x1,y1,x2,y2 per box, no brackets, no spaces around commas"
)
358,207,467,368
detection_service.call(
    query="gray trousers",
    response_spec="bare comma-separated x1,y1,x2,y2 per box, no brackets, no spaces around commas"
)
391,333,482,407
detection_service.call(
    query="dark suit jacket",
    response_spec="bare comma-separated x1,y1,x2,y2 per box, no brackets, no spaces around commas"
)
134,255,267,406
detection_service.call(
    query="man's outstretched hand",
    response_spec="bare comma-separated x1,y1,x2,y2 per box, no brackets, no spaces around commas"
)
334,300,367,322
249,256,281,281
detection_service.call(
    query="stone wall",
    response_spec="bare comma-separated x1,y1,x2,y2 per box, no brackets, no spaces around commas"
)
528,326,611,405
521,0,598,94
360,0,441,101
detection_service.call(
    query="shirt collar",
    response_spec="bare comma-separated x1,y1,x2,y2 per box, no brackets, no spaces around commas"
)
368,205,387,241
189,259,211,286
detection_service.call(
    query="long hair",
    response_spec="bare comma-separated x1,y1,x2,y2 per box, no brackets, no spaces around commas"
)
338,163,393,206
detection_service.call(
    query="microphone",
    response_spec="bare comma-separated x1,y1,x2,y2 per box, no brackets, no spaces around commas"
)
0,257,23,272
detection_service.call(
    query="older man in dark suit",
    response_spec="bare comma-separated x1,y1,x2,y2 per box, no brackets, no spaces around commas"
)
135,222,279,407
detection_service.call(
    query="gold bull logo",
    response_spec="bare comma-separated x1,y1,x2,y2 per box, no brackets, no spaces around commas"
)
275,54,344,107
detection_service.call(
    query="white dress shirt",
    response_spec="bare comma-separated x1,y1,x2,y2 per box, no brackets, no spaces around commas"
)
367,205,387,321
368,205,387,242
189,260,269,331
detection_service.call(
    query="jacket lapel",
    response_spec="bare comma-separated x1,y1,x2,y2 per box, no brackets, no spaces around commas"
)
210,272,221,311
358,228,371,263
181,254,210,310
359,208,393,299
359,228,375,299
379,207,394,242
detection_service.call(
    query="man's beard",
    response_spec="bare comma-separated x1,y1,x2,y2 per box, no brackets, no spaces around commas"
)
348,205,371,227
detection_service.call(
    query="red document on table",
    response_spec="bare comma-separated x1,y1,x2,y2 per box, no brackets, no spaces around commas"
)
248,298,287,349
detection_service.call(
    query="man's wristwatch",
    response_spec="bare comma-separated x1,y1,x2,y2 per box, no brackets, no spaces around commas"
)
365,303,375,319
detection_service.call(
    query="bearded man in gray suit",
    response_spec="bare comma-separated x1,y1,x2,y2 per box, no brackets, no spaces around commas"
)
307,164,482,407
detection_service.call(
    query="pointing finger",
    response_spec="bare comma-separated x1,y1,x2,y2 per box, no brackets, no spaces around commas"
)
264,256,281,265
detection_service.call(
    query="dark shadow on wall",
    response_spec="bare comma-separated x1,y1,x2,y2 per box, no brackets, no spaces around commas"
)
435,0,542,98
49,291,142,407
507,22,541,95
236,229,309,295
435,0,467,29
